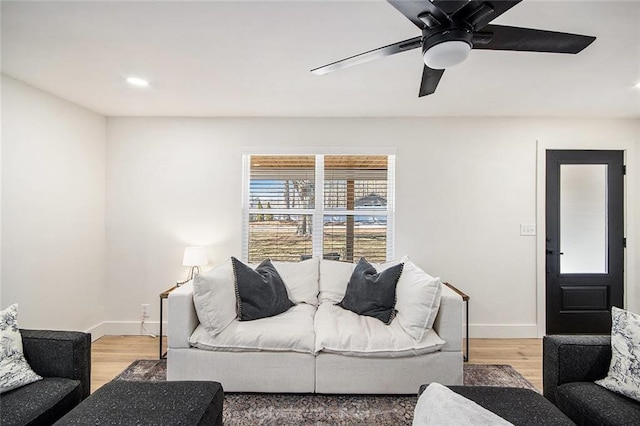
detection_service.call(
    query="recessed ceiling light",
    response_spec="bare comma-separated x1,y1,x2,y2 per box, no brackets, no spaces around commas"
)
635,81,640,89
126,77,150,87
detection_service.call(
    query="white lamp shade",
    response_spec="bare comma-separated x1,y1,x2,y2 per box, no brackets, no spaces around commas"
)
182,247,208,267
423,40,471,70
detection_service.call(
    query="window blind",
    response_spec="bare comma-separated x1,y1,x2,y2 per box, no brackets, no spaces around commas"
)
243,153,394,263
323,155,389,263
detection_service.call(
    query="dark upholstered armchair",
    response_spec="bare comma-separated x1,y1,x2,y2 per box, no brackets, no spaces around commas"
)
543,335,640,425
0,330,91,426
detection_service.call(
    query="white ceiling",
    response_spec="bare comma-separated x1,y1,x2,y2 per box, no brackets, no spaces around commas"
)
2,0,639,117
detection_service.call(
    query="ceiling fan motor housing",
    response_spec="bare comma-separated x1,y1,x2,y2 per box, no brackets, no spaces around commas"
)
422,27,473,69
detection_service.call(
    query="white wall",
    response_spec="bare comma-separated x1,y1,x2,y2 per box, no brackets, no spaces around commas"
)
106,117,639,337
1,75,106,333
2,73,637,339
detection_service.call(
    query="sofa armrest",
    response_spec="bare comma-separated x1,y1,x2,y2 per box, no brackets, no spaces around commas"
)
20,329,91,400
433,283,463,352
168,280,199,349
543,334,611,404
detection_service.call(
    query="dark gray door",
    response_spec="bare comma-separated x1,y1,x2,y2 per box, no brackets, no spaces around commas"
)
546,150,625,334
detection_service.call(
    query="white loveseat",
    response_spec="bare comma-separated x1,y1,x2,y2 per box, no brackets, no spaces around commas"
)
167,257,463,394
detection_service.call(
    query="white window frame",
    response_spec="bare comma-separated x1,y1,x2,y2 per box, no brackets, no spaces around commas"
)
241,148,396,262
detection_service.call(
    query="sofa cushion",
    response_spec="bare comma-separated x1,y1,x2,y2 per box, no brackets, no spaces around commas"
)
394,257,442,341
595,306,640,402
194,257,319,335
319,257,442,338
0,304,43,394
0,377,82,426
318,259,356,303
556,381,640,426
232,257,294,321
337,257,403,324
193,259,237,336
271,257,319,305
190,304,316,354
314,302,445,357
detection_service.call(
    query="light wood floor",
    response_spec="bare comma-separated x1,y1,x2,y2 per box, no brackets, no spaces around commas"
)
91,336,543,393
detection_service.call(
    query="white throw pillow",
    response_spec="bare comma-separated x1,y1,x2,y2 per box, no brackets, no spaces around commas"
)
193,259,237,336
271,257,319,305
0,304,43,394
370,257,403,270
393,257,442,341
318,259,356,303
595,306,640,401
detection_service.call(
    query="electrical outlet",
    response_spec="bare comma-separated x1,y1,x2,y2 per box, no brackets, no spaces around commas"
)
520,224,536,236
141,303,150,320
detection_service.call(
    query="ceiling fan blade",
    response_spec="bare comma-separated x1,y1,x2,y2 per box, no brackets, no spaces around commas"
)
419,66,445,97
311,36,422,75
458,1,522,30
386,0,448,29
473,24,596,53
431,0,470,16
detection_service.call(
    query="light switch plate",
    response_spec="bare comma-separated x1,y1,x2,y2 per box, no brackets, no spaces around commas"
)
520,224,536,236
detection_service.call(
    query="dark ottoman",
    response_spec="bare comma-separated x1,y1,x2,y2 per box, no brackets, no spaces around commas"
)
419,385,576,425
55,381,223,425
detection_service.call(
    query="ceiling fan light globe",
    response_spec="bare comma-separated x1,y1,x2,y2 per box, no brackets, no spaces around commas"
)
423,40,471,69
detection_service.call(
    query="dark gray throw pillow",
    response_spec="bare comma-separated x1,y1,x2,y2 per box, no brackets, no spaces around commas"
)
337,257,404,324
231,257,294,321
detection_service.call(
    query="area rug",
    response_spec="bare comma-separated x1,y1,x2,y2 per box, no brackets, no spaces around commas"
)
114,360,538,425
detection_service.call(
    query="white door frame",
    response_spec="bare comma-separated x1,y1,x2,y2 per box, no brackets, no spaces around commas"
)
536,140,638,337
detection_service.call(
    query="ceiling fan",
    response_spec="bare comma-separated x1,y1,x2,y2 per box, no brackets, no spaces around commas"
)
311,0,596,97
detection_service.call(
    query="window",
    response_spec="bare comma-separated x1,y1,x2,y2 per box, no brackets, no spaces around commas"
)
242,153,395,263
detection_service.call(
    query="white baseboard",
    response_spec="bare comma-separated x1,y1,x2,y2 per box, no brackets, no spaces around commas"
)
85,322,106,341
469,324,538,338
